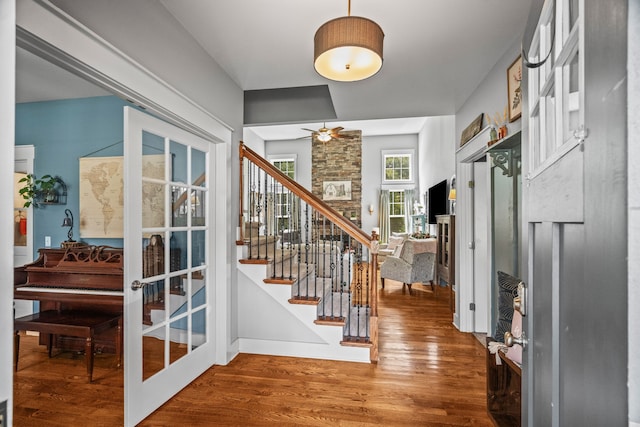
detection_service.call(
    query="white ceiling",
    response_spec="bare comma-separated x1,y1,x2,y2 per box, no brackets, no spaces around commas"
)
17,0,532,140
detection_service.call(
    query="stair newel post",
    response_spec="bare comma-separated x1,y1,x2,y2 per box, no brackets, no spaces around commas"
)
369,230,379,362
239,142,245,242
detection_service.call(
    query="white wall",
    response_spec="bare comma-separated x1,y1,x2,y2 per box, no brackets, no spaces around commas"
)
455,37,524,144
418,115,456,191
629,0,639,423
418,115,456,234
0,1,15,423
242,128,266,156
265,138,312,190
50,0,242,132
453,36,524,332
360,134,418,234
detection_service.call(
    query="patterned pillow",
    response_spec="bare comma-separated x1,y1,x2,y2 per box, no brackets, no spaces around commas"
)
386,235,405,251
495,271,521,343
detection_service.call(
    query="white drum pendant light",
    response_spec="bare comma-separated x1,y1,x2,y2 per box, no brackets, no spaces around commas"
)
314,0,384,82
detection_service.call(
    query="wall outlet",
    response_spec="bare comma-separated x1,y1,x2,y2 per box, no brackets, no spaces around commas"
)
45,236,51,247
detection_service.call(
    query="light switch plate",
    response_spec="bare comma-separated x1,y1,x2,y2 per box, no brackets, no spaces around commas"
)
45,236,51,247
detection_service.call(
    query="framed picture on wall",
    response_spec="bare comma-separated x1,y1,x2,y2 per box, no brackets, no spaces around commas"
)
460,113,484,147
322,180,351,201
507,55,523,122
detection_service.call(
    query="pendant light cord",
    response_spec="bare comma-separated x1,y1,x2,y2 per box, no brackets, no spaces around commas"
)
348,0,351,16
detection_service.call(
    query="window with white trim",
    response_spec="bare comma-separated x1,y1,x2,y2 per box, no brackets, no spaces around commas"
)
269,156,296,230
382,150,414,183
389,190,406,233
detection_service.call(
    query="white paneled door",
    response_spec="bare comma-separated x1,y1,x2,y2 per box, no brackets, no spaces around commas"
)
123,107,215,426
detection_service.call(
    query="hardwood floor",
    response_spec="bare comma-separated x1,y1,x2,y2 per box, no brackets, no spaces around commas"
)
13,280,491,426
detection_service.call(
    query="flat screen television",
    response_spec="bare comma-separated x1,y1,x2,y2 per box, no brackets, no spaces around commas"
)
427,179,448,224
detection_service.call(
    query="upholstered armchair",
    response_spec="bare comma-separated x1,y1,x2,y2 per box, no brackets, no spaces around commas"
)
380,238,437,295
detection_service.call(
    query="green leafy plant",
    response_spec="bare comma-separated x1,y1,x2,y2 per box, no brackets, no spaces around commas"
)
410,231,430,239
18,174,58,207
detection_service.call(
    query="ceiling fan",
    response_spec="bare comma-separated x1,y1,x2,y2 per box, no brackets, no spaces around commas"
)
300,123,359,142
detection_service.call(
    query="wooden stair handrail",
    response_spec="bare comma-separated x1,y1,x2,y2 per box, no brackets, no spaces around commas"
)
239,141,372,248
171,173,206,213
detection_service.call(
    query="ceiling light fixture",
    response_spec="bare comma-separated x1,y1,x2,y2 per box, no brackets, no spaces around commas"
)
314,0,384,82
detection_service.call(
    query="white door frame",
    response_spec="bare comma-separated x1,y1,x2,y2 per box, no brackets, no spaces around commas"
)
16,0,232,365
14,145,35,318
0,0,16,424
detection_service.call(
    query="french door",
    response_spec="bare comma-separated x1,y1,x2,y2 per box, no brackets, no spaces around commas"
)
123,107,215,426
522,0,627,425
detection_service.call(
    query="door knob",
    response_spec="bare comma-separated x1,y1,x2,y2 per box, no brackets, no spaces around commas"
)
504,331,527,349
131,280,147,291
513,282,527,316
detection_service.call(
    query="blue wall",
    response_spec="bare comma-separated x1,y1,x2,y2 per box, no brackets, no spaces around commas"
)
16,96,129,256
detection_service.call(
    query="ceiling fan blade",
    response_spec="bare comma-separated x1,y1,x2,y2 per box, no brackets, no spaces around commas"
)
301,128,316,132
330,126,344,133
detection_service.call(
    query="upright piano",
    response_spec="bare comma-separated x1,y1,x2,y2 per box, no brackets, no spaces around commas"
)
14,245,124,354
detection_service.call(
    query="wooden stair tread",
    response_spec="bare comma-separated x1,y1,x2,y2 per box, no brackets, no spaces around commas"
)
263,278,295,285
314,317,346,326
340,337,373,348
288,297,320,305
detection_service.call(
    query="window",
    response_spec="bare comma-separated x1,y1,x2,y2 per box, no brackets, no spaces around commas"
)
383,153,412,182
389,190,406,233
269,156,296,231
272,159,295,180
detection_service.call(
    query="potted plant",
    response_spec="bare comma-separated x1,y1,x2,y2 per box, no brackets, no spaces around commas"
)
18,174,58,207
410,231,431,240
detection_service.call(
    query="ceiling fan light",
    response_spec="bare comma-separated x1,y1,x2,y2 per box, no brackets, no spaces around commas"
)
314,16,384,82
317,132,333,142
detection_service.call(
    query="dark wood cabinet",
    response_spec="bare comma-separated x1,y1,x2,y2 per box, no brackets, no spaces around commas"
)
436,215,455,315
486,337,521,426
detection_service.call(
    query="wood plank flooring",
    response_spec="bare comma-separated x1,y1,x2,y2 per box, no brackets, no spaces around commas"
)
13,280,491,426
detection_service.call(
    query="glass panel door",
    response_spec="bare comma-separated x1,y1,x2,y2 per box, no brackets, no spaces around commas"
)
124,107,214,427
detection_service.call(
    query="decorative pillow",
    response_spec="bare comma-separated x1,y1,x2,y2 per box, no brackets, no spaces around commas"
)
505,310,523,365
392,244,404,257
495,271,521,343
386,235,405,251
391,232,409,240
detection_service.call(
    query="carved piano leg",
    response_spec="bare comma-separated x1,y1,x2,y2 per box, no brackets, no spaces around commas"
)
116,316,123,368
48,333,54,358
14,330,20,371
86,336,95,383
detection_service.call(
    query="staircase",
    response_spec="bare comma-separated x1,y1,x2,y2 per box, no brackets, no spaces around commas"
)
237,142,379,363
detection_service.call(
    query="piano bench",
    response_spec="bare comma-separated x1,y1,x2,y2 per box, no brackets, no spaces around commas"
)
14,310,122,383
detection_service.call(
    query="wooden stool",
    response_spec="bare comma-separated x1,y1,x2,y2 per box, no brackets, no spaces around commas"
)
14,310,122,382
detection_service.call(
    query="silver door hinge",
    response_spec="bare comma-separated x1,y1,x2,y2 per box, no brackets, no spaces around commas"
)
468,181,475,188
469,302,476,311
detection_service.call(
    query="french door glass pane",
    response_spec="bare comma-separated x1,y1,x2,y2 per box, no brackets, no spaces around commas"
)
543,88,556,162
562,50,580,145
170,140,188,184
192,148,207,187
531,112,541,170
169,319,188,365
143,325,165,380
568,0,579,30
191,308,206,350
